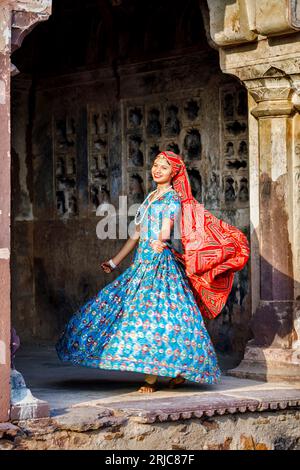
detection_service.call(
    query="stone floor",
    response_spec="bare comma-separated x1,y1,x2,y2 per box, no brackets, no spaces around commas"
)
14,344,300,422
1,344,299,449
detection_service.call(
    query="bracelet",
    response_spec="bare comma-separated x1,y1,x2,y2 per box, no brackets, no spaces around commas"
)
108,259,117,270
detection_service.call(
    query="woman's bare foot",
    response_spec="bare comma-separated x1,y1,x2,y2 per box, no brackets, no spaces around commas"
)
168,376,186,389
138,382,158,393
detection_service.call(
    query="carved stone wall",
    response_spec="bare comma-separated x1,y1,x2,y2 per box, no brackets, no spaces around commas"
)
10,0,251,358
220,85,249,210
121,91,203,206
53,112,78,218
87,104,110,212
11,58,251,358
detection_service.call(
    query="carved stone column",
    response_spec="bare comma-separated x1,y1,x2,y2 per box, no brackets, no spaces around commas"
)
0,4,13,423
205,0,300,382
0,0,52,423
228,69,300,381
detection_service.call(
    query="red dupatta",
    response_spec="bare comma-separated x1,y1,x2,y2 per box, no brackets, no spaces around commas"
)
157,151,250,319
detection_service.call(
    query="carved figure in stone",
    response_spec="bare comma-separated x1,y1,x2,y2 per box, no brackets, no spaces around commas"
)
226,121,247,136
184,129,201,160
56,119,75,148
205,172,219,208
99,113,108,134
57,191,66,215
225,176,236,202
188,168,202,201
129,107,143,127
101,155,109,169
225,142,234,158
224,93,234,118
129,135,144,166
149,144,160,164
91,156,99,173
238,140,248,158
67,157,76,175
238,178,249,202
99,184,110,205
91,185,100,209
68,195,78,215
146,108,161,137
67,118,76,135
165,104,180,135
184,99,199,120
93,112,108,135
94,137,107,152
129,173,144,203
93,113,100,135
56,157,66,177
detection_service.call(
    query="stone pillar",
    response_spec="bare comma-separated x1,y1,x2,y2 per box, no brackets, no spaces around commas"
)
0,5,12,423
0,0,52,423
228,69,300,382
205,0,300,382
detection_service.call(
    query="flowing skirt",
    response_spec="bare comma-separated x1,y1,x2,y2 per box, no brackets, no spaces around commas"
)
56,239,221,384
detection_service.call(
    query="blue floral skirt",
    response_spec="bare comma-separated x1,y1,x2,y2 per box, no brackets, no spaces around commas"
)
56,239,221,384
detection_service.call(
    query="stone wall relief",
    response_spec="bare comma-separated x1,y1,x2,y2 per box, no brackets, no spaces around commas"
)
53,114,78,218
87,105,111,212
122,93,204,205
221,86,249,209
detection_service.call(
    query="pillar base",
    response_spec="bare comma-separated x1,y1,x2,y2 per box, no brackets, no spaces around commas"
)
227,346,300,383
10,369,49,421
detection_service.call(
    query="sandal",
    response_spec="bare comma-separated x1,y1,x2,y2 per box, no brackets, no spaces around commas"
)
138,381,158,393
168,376,186,389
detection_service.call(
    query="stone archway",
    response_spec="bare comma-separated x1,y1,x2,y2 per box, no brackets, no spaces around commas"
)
1,0,300,424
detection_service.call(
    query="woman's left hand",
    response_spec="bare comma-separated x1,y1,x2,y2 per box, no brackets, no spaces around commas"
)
150,240,167,253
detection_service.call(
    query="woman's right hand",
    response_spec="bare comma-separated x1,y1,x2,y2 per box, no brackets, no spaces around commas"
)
100,261,114,273
150,240,167,253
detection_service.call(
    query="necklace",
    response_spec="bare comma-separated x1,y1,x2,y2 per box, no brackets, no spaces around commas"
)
134,185,173,225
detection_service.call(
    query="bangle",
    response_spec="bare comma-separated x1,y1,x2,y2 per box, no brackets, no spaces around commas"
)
108,259,117,269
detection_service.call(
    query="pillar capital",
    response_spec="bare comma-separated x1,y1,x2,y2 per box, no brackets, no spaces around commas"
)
241,68,298,118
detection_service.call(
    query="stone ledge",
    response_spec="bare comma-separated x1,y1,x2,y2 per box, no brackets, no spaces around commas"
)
97,388,300,423
10,399,50,422
0,422,20,439
13,406,127,436
2,391,300,450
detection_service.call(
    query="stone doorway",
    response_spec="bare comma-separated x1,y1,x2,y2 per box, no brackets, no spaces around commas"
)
3,1,300,426
8,0,251,419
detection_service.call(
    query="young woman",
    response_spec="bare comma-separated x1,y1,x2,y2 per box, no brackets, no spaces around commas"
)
56,151,249,393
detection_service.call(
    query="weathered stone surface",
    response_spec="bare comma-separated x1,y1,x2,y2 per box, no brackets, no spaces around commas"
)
0,422,20,439
1,409,299,450
94,388,300,423
10,369,50,421
207,0,300,47
52,406,127,432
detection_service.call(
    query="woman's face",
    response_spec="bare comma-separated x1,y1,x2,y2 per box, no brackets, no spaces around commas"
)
151,157,172,184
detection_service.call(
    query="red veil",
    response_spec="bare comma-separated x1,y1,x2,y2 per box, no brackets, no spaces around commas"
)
157,151,250,320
